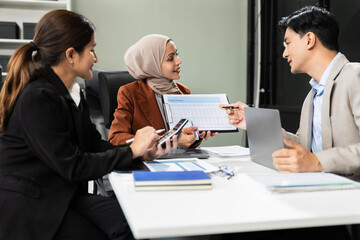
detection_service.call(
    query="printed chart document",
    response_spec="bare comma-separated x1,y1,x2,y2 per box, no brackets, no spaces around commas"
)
245,172,360,193
162,93,238,132
144,159,218,173
200,145,250,157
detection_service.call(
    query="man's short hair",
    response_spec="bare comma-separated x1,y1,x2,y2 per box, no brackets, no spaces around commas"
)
278,6,339,51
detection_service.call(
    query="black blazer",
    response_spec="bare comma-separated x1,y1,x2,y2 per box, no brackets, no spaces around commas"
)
0,68,133,240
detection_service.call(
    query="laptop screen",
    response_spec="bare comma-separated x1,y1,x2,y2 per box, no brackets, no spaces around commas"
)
244,108,284,170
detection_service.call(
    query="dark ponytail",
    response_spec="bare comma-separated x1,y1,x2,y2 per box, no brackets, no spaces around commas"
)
0,10,95,132
0,44,40,132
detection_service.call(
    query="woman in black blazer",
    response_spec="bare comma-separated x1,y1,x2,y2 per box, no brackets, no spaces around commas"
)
0,10,177,240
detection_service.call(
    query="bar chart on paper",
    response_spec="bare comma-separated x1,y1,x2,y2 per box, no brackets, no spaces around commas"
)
162,94,238,132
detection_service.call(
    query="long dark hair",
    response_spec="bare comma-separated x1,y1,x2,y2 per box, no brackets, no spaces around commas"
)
0,10,95,132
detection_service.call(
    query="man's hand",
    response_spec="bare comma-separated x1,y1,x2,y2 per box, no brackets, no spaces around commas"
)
219,101,248,130
272,140,324,173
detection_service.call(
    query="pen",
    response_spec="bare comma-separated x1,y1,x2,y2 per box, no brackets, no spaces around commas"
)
191,121,199,141
221,104,255,110
125,129,165,144
221,106,239,110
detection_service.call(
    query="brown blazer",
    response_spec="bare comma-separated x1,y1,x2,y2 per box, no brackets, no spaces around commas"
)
109,80,191,145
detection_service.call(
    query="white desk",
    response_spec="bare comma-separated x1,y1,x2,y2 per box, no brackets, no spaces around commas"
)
109,156,360,239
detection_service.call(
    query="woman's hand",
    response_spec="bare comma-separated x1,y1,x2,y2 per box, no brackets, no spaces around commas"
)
178,126,198,148
219,101,248,130
199,131,218,140
129,126,158,159
142,135,179,161
178,127,218,148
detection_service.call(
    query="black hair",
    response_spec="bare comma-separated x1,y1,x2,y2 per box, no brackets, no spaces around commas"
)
278,6,339,51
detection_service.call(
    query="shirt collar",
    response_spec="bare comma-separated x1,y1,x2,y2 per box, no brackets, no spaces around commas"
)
309,52,342,95
68,82,81,107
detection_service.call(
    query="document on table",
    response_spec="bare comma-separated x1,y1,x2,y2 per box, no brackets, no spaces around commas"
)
245,172,360,193
200,145,250,157
144,159,218,173
162,93,238,132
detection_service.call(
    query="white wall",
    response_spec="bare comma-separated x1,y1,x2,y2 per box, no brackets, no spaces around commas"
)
73,0,248,147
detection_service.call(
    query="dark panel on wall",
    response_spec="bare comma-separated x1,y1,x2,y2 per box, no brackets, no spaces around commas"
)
246,0,255,106
260,0,319,133
248,0,360,133
333,0,360,62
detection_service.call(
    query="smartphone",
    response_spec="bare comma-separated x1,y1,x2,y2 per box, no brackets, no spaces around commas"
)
156,119,189,148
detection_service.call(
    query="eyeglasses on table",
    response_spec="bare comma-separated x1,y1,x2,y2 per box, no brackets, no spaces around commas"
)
212,165,235,180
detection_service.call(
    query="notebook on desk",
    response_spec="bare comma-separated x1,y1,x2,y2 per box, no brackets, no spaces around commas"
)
244,107,284,170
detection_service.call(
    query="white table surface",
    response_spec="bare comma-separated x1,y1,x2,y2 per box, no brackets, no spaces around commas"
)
109,155,360,239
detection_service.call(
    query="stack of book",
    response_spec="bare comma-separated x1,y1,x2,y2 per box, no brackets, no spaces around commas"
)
133,170,212,191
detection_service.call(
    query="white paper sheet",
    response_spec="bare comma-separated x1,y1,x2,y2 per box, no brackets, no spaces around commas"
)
200,145,250,157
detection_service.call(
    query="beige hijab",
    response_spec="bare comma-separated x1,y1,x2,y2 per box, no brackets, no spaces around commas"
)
124,34,180,95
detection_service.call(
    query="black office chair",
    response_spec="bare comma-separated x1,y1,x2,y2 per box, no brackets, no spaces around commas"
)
83,69,111,197
84,69,103,116
98,71,136,129
83,69,108,140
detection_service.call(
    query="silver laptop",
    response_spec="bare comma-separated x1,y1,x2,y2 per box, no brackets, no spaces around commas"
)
244,107,284,170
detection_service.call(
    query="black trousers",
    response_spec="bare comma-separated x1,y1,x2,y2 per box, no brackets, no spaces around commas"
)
54,194,134,240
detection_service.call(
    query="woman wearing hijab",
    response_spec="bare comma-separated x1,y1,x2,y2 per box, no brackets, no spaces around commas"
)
109,34,217,148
